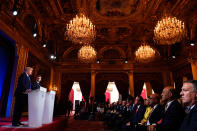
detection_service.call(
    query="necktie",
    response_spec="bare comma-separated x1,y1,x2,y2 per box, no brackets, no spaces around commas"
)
27,76,31,89
157,118,162,124
186,106,191,114
157,104,168,124
165,104,168,112
146,108,153,126
147,108,154,121
136,106,138,113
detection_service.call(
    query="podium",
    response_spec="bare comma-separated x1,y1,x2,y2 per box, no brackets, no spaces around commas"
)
42,91,56,124
28,87,47,127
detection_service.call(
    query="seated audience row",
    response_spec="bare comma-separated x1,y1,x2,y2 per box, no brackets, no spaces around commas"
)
103,80,197,131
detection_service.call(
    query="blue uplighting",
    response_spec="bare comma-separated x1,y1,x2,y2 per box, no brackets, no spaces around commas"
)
0,30,17,117
0,47,9,99
6,55,17,117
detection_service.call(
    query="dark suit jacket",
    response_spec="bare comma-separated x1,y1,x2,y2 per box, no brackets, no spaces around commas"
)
15,73,31,96
131,105,146,124
32,81,41,90
128,104,135,111
179,103,197,131
148,104,163,124
157,100,185,131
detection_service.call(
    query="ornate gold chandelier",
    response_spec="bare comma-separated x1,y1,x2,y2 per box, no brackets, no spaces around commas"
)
135,45,156,63
65,13,96,44
78,45,97,63
154,16,186,45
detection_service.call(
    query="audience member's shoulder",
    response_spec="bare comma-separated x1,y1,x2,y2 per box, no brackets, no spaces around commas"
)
190,104,197,121
169,100,183,110
142,105,146,110
157,104,163,109
176,100,184,110
174,99,182,105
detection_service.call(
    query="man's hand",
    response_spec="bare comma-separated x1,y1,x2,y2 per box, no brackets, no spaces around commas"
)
140,120,145,125
140,121,145,125
24,89,32,94
147,125,156,131
126,122,130,126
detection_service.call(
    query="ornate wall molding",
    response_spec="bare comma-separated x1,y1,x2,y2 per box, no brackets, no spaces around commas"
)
98,45,126,58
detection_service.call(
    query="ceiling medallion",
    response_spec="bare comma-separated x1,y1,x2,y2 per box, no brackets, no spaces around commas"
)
65,13,96,44
78,45,97,63
154,16,186,45
135,44,156,63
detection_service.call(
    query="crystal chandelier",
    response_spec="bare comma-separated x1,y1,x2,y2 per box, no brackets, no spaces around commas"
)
78,45,97,63
135,45,156,63
65,13,96,44
154,16,186,45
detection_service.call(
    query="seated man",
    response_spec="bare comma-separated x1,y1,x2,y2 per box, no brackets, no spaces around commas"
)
122,96,146,131
146,94,163,126
127,97,135,112
148,87,184,131
179,80,197,131
140,97,152,125
137,94,163,131
114,101,128,131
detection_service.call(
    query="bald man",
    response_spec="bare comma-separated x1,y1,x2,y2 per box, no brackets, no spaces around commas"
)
12,67,33,126
148,86,184,131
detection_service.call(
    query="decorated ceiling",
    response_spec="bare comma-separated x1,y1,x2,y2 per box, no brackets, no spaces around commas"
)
1,0,197,67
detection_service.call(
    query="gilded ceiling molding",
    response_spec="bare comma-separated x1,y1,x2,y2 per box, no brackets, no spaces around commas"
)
189,16,197,40
171,0,190,16
89,0,150,22
95,73,128,83
21,13,42,39
21,0,44,39
0,14,50,66
62,73,90,82
62,46,80,58
98,45,126,59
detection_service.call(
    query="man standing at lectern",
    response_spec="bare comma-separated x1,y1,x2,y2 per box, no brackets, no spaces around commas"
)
12,67,33,126
32,75,42,90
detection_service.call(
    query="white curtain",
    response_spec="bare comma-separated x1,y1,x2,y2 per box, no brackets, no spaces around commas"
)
106,82,119,104
72,82,82,110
